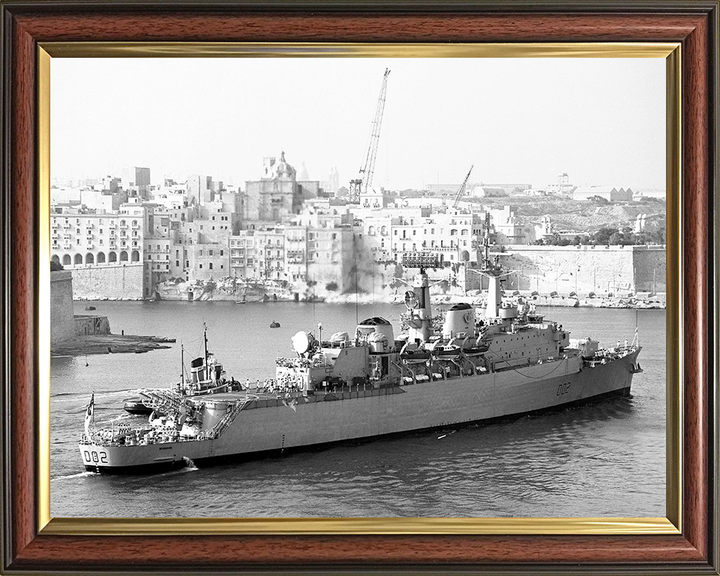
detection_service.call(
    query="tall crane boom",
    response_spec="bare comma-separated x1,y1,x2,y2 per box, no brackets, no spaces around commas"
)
350,68,391,203
452,165,474,208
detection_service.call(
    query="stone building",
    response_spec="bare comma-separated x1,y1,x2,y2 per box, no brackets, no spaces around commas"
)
228,231,256,279
50,204,147,269
573,186,634,202
245,152,322,222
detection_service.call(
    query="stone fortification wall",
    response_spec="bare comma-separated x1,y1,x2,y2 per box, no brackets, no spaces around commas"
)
71,264,144,300
51,270,75,344
633,246,666,293
500,245,665,296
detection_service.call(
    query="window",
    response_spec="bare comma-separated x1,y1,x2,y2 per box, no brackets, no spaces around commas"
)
209,263,213,270
209,250,214,256
220,250,224,256
199,264,203,269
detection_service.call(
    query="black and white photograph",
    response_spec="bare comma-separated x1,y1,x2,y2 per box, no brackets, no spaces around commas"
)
49,56,666,519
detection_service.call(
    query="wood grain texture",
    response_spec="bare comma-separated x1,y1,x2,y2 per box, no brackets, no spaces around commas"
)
13,12,704,42
681,8,710,560
10,16,37,562
11,534,707,567
1,3,717,573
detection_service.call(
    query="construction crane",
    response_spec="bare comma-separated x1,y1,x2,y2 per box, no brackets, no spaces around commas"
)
452,165,474,209
349,68,391,203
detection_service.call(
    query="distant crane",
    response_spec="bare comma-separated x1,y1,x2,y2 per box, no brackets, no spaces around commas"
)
349,68,391,203
452,165,474,209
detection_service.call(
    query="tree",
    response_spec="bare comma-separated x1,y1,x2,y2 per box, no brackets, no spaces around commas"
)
593,227,619,245
608,232,623,245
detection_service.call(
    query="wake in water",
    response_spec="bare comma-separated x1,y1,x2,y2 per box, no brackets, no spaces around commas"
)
51,387,144,399
51,471,98,481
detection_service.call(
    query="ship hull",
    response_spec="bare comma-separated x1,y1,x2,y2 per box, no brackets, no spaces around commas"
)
81,349,639,472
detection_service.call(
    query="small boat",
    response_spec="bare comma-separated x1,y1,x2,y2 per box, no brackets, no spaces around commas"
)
399,347,431,364
122,397,155,415
122,326,228,416
85,305,96,311
270,321,281,328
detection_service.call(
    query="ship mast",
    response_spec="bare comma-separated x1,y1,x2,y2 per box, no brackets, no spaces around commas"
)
203,323,209,381
180,343,186,392
479,211,504,319
402,253,441,343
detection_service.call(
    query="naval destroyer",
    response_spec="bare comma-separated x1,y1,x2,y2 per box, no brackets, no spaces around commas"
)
78,230,642,473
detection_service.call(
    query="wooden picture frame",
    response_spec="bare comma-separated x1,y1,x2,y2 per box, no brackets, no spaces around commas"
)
1,2,717,573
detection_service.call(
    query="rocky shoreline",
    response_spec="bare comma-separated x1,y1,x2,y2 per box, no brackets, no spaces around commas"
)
51,334,175,357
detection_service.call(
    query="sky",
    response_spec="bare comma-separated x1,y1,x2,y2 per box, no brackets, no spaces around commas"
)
51,57,666,191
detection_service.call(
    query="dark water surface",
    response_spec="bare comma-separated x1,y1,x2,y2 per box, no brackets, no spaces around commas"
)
51,301,665,518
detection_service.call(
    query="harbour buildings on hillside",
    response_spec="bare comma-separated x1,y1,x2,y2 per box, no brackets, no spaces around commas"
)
50,153,665,300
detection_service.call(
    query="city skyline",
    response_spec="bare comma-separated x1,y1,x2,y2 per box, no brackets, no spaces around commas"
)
51,57,666,191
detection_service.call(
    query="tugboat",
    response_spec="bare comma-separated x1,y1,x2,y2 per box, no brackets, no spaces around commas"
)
121,326,236,417
79,222,642,473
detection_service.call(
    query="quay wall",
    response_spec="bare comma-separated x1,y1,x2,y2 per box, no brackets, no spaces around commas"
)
498,245,665,295
71,264,144,300
51,270,75,344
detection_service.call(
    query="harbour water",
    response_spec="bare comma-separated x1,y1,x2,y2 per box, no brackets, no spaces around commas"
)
51,301,666,518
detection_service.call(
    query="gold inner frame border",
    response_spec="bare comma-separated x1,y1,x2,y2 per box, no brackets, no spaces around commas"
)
36,41,682,536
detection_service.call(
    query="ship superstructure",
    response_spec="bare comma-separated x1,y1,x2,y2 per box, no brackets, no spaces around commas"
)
79,234,642,473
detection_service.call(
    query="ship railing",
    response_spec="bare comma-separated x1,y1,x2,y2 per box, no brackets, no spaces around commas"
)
140,389,184,417
392,360,420,385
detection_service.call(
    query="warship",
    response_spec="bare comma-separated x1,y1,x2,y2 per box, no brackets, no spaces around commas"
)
78,229,642,473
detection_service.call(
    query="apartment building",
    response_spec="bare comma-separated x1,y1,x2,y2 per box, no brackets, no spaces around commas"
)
50,204,146,269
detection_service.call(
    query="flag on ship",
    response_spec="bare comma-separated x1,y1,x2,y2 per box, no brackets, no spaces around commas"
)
84,393,95,439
